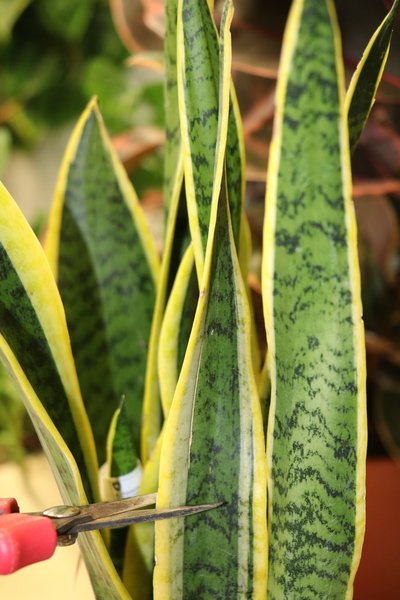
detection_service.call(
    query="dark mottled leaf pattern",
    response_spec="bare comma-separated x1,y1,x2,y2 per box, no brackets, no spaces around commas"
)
263,1,366,598
178,0,243,278
155,5,267,596
0,183,131,599
154,181,267,599
49,101,158,464
0,182,97,502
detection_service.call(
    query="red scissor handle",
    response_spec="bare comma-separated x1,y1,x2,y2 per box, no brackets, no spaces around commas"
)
0,498,57,574
0,498,19,515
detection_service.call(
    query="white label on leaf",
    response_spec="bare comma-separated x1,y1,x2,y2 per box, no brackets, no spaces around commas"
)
99,462,143,501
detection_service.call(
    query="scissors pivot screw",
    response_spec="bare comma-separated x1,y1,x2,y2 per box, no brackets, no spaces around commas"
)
43,506,81,519
42,506,81,519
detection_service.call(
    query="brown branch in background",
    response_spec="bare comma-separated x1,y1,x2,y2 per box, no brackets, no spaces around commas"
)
109,0,162,53
112,126,164,175
353,178,400,197
366,331,400,368
242,91,275,137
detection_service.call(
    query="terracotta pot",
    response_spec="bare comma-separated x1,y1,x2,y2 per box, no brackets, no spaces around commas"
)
354,458,400,599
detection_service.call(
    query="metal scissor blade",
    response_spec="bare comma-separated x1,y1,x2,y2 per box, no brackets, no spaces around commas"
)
41,493,158,535
68,502,223,534
80,492,158,519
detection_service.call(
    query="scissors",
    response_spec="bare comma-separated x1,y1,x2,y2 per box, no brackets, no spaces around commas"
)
0,495,222,574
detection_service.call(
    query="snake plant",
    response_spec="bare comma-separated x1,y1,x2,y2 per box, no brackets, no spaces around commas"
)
0,0,399,598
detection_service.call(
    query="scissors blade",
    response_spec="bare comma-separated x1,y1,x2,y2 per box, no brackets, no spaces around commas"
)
42,493,158,535
67,502,223,534
83,492,158,519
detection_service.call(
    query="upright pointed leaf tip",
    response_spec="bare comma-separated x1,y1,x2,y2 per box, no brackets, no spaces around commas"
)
47,97,159,283
177,0,243,283
141,0,190,460
164,0,183,210
46,97,159,464
345,0,400,152
263,0,366,597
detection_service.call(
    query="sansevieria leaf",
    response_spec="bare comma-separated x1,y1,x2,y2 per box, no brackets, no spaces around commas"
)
177,0,244,281
0,181,98,501
105,399,140,575
0,182,130,600
137,0,197,589
155,179,268,599
164,0,184,212
154,4,267,597
346,0,400,153
158,243,197,415
46,98,159,465
262,0,366,598
140,0,188,463
123,433,164,600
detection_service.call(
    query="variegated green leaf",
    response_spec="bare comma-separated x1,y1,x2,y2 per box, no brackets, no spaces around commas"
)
346,0,400,152
154,179,267,598
105,400,140,576
139,236,197,597
239,212,262,378
262,1,367,597
137,0,195,587
258,356,271,440
123,434,163,600
0,182,131,600
158,243,197,415
107,401,138,477
140,0,188,463
0,181,98,501
154,4,267,597
46,98,159,465
177,0,245,280
164,0,183,212
140,185,193,463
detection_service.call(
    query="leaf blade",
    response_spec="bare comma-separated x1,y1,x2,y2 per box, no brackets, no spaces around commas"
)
262,0,367,597
345,0,400,152
0,181,98,501
158,243,197,416
140,0,189,463
177,0,244,281
46,98,159,464
154,5,267,597
0,182,131,599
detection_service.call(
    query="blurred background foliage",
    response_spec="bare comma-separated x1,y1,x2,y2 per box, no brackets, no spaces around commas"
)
1,0,400,463
0,0,165,194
